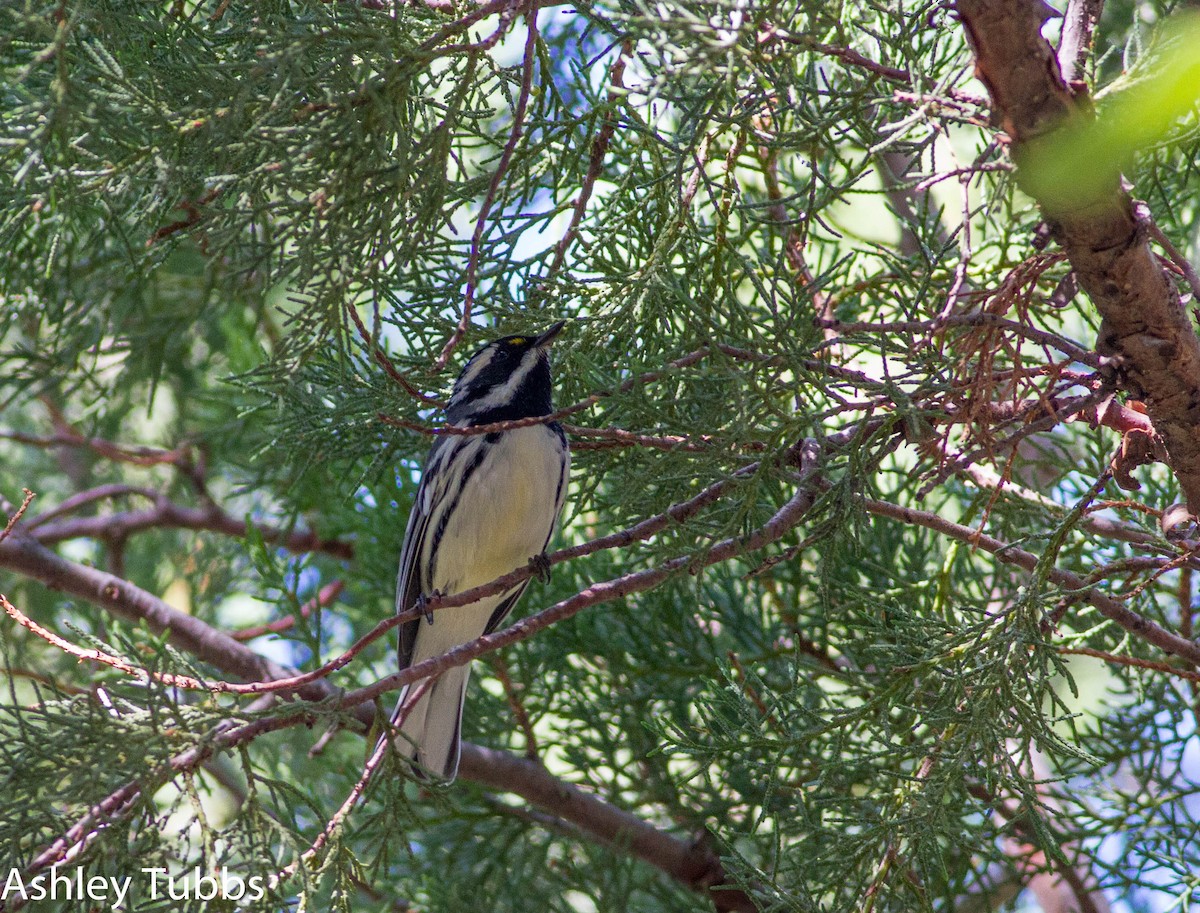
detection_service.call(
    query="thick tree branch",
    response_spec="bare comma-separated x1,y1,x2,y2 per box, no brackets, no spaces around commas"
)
0,533,332,701
461,747,757,912
1057,0,1104,85
957,0,1200,513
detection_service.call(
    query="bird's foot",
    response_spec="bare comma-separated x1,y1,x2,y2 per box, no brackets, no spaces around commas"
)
418,589,443,624
529,552,553,584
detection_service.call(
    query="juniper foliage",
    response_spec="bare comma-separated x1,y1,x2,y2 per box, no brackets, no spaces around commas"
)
2,1,1200,911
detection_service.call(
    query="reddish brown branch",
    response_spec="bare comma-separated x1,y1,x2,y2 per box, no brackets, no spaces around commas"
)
345,302,444,408
1055,645,1200,684
863,497,1200,665
488,655,540,758
1,489,35,543
0,534,328,702
146,188,221,246
0,428,195,469
957,0,1200,513
25,485,158,529
3,594,191,686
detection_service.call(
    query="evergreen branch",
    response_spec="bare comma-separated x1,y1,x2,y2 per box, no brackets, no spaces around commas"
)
3,442,822,912
146,187,221,246
29,495,353,560
546,43,630,279
912,161,1014,193
435,0,542,370
918,388,1111,498
2,593,196,686
345,302,445,408
563,424,766,453
417,0,531,55
759,141,838,348
976,750,1111,913
861,497,1200,665
382,411,762,453
770,33,912,84
815,314,1100,367
272,679,437,887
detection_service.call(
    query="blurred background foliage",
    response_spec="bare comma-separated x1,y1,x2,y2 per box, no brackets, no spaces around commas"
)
2,0,1200,911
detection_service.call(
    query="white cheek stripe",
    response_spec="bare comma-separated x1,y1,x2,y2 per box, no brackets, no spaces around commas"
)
450,348,498,405
464,351,541,415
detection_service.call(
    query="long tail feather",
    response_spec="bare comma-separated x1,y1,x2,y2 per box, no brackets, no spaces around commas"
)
392,666,471,781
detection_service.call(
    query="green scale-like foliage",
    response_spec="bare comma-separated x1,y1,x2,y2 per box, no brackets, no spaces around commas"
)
3,0,1200,911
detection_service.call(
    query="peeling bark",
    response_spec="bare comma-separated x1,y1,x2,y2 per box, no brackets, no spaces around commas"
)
957,0,1200,512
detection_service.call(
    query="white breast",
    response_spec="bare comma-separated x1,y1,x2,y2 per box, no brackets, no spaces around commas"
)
433,424,567,594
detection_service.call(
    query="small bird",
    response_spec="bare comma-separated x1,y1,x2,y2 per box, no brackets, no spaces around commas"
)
390,322,570,781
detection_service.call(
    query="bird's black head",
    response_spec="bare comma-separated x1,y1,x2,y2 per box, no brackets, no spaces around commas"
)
446,321,565,427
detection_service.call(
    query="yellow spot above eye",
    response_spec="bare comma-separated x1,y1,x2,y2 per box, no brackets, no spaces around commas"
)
507,337,526,346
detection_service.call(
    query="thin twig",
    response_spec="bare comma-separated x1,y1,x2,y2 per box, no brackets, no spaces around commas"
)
770,34,911,84
1055,645,1200,684
30,498,353,560
1,489,35,544
0,428,193,468
25,484,158,530
345,302,443,407
546,43,630,278
1146,218,1200,305
489,655,540,758
435,0,542,370
232,581,346,641
816,314,1099,367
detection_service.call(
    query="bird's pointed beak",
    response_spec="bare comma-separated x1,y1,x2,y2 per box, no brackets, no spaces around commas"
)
534,320,567,348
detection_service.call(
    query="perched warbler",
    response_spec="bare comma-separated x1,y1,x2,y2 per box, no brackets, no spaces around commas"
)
391,322,570,781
